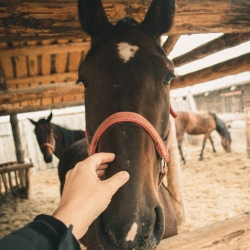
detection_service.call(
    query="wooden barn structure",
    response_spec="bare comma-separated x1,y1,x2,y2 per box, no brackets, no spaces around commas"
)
171,79,250,114
0,0,250,248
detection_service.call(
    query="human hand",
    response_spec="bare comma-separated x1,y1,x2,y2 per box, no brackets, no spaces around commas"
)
52,153,129,239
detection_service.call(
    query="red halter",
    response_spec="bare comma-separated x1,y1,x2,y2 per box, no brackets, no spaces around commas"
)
39,133,58,152
85,111,175,187
40,143,55,151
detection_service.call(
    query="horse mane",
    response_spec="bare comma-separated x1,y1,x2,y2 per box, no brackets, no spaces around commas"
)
210,112,231,141
52,123,85,147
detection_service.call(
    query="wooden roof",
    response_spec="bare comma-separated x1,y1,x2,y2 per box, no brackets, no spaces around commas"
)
0,0,250,116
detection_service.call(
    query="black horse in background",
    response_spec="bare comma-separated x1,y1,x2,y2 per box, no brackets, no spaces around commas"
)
29,112,85,164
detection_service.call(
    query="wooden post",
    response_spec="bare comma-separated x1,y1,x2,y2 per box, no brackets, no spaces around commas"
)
244,107,250,158
187,89,197,112
10,114,25,163
186,90,200,145
167,117,186,224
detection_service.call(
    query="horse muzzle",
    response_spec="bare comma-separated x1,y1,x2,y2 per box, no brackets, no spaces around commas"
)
44,155,53,163
95,202,164,250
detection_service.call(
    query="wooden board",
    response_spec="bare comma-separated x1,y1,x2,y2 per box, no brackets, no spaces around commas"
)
1,0,250,42
157,212,250,250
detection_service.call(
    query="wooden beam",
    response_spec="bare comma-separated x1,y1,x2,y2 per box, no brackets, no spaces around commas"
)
157,212,250,250
0,163,33,174
0,82,84,104
1,0,250,42
171,52,250,89
162,35,181,56
0,42,89,58
173,33,250,67
0,100,84,116
245,107,250,158
6,72,78,89
0,65,6,90
220,90,242,97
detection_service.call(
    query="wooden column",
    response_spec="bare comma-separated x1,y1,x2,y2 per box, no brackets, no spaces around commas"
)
245,107,250,158
186,90,199,145
167,116,186,224
10,114,24,163
187,90,197,112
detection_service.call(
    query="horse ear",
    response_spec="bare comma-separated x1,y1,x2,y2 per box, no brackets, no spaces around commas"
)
28,118,37,126
78,0,113,38
47,112,53,122
140,0,175,38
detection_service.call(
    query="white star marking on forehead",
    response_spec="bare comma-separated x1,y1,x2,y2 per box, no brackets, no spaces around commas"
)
117,42,139,63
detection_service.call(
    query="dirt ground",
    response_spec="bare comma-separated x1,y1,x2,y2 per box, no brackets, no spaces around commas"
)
1,136,250,243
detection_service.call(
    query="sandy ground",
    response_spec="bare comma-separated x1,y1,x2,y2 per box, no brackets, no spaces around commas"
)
0,137,250,245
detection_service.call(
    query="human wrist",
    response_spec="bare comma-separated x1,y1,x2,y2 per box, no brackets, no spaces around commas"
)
52,204,91,239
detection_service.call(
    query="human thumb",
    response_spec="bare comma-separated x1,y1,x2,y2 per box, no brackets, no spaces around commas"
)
104,171,130,196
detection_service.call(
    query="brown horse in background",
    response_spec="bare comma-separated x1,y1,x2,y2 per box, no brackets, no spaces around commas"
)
58,0,177,249
175,111,231,164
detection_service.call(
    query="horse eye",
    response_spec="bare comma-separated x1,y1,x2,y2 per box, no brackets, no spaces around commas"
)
76,77,89,88
163,73,175,85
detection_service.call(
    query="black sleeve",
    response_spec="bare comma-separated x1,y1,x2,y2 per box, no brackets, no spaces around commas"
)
0,214,81,250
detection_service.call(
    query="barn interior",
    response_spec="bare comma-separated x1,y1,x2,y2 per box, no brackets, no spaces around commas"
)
1,0,250,248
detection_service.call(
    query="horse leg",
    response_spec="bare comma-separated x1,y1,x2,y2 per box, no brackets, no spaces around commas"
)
209,136,216,152
199,137,207,160
177,136,186,164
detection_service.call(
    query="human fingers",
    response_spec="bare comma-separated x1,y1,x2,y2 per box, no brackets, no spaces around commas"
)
103,171,130,195
87,153,115,172
96,169,105,177
96,163,109,177
65,153,115,180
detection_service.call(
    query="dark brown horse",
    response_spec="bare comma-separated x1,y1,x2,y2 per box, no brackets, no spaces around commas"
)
175,111,232,164
59,0,177,249
29,112,85,163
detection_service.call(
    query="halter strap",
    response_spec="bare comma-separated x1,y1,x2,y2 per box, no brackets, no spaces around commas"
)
40,143,55,151
170,106,178,118
87,112,170,161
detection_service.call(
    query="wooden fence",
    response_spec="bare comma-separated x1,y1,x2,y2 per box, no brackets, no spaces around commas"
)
0,160,33,198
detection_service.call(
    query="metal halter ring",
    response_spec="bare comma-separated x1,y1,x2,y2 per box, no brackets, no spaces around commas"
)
160,158,167,174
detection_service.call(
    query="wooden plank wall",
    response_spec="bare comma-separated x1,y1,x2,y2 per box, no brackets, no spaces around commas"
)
0,39,87,115
0,111,85,171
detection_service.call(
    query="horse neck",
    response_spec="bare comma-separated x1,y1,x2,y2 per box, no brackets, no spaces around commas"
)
214,115,229,137
52,124,84,159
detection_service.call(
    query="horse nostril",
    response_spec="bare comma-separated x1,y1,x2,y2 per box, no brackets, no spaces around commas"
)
44,155,53,163
152,205,165,242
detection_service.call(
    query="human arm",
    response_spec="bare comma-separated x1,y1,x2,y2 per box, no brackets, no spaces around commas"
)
0,153,129,248
52,152,130,239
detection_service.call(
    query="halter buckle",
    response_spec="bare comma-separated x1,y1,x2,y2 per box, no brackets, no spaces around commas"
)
160,158,167,174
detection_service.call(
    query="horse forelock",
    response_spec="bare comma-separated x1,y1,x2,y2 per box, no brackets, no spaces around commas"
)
85,17,166,61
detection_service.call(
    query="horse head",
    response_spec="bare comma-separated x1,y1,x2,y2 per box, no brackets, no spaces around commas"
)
221,132,232,153
215,116,232,153
29,112,55,163
77,0,176,248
